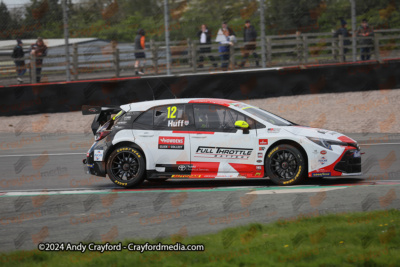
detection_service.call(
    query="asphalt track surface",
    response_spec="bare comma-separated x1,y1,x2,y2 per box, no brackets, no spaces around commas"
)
0,132,399,252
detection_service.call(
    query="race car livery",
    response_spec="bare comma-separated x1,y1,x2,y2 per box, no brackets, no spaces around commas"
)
82,98,362,187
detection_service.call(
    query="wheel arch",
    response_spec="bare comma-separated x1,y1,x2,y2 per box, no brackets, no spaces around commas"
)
264,139,309,175
105,141,147,168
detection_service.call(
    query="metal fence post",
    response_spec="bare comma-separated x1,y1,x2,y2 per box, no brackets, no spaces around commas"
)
350,0,357,62
259,0,266,68
150,39,158,74
296,32,302,63
302,35,309,64
266,37,272,65
229,44,235,69
338,34,344,63
72,43,78,80
374,34,381,62
114,48,120,77
189,39,197,73
30,54,36,83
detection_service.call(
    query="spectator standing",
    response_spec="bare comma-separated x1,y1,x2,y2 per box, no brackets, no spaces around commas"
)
240,20,259,67
333,19,351,62
11,39,26,84
134,29,146,75
215,22,235,70
30,37,47,83
356,19,374,61
197,24,216,68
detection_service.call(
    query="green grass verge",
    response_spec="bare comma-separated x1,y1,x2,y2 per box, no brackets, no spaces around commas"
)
1,209,399,266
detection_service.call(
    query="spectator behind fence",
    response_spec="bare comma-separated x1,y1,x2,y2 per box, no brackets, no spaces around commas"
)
30,37,47,83
333,19,351,62
356,19,374,61
197,24,217,68
240,20,259,67
216,22,235,70
134,29,146,75
11,39,26,84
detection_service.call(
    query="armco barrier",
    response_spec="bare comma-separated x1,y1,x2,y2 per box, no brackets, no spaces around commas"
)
1,59,400,116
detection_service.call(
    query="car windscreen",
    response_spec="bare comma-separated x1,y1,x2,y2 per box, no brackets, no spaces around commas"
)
243,106,294,126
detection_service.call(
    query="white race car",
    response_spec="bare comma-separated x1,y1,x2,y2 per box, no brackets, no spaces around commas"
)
82,98,361,187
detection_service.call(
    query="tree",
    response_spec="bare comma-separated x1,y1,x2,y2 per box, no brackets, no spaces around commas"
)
0,1,12,39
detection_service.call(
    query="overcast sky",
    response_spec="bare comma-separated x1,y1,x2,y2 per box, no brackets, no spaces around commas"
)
2,0,30,7
2,0,79,8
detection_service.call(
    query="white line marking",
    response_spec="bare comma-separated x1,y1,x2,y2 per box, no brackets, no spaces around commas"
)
0,153,85,157
247,187,346,194
359,143,400,146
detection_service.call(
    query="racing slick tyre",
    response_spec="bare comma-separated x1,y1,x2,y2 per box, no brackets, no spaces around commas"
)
265,144,307,186
106,146,146,188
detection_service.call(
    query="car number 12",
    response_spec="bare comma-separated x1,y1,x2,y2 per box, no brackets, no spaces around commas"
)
167,106,177,118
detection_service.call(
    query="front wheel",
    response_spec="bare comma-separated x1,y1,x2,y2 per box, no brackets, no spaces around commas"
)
265,144,306,186
106,146,145,188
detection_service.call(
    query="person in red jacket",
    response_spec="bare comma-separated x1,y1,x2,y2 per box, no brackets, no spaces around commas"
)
134,29,146,75
30,37,47,83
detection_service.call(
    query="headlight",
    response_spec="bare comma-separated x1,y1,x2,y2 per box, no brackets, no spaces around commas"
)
306,137,348,150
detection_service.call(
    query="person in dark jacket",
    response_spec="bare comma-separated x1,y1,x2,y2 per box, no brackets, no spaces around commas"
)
356,19,374,60
240,20,259,67
333,19,351,61
197,24,216,68
216,22,235,70
11,39,26,84
134,29,146,75
30,37,47,83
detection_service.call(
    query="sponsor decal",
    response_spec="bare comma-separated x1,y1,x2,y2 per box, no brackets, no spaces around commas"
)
259,147,265,151
259,139,268,145
168,120,186,127
88,108,98,113
257,160,262,163
184,120,189,126
117,121,127,124
258,153,263,158
256,166,262,170
268,147,278,158
255,172,262,176
94,150,104,161
268,128,280,133
124,116,131,120
171,174,202,178
311,172,331,177
283,165,302,185
158,137,185,150
195,146,253,159
318,157,327,165
320,150,327,155
178,165,186,171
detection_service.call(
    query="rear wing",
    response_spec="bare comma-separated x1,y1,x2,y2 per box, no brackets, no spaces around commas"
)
82,105,121,115
82,105,122,135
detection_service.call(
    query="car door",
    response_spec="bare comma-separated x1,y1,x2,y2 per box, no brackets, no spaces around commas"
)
132,104,194,173
190,104,262,178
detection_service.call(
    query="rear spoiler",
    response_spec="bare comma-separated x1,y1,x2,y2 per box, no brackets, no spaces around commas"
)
82,105,122,135
82,105,121,115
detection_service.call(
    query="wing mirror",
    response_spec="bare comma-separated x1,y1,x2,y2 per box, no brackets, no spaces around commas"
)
235,120,249,129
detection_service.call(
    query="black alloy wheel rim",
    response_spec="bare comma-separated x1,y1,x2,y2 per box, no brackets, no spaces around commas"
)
111,151,140,181
270,150,299,180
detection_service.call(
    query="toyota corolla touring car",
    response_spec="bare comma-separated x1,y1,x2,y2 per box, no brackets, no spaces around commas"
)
82,98,361,188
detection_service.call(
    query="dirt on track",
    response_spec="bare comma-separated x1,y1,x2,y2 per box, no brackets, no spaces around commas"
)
1,89,399,134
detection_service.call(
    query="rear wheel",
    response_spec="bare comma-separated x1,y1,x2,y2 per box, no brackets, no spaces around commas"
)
265,144,306,185
106,146,145,188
